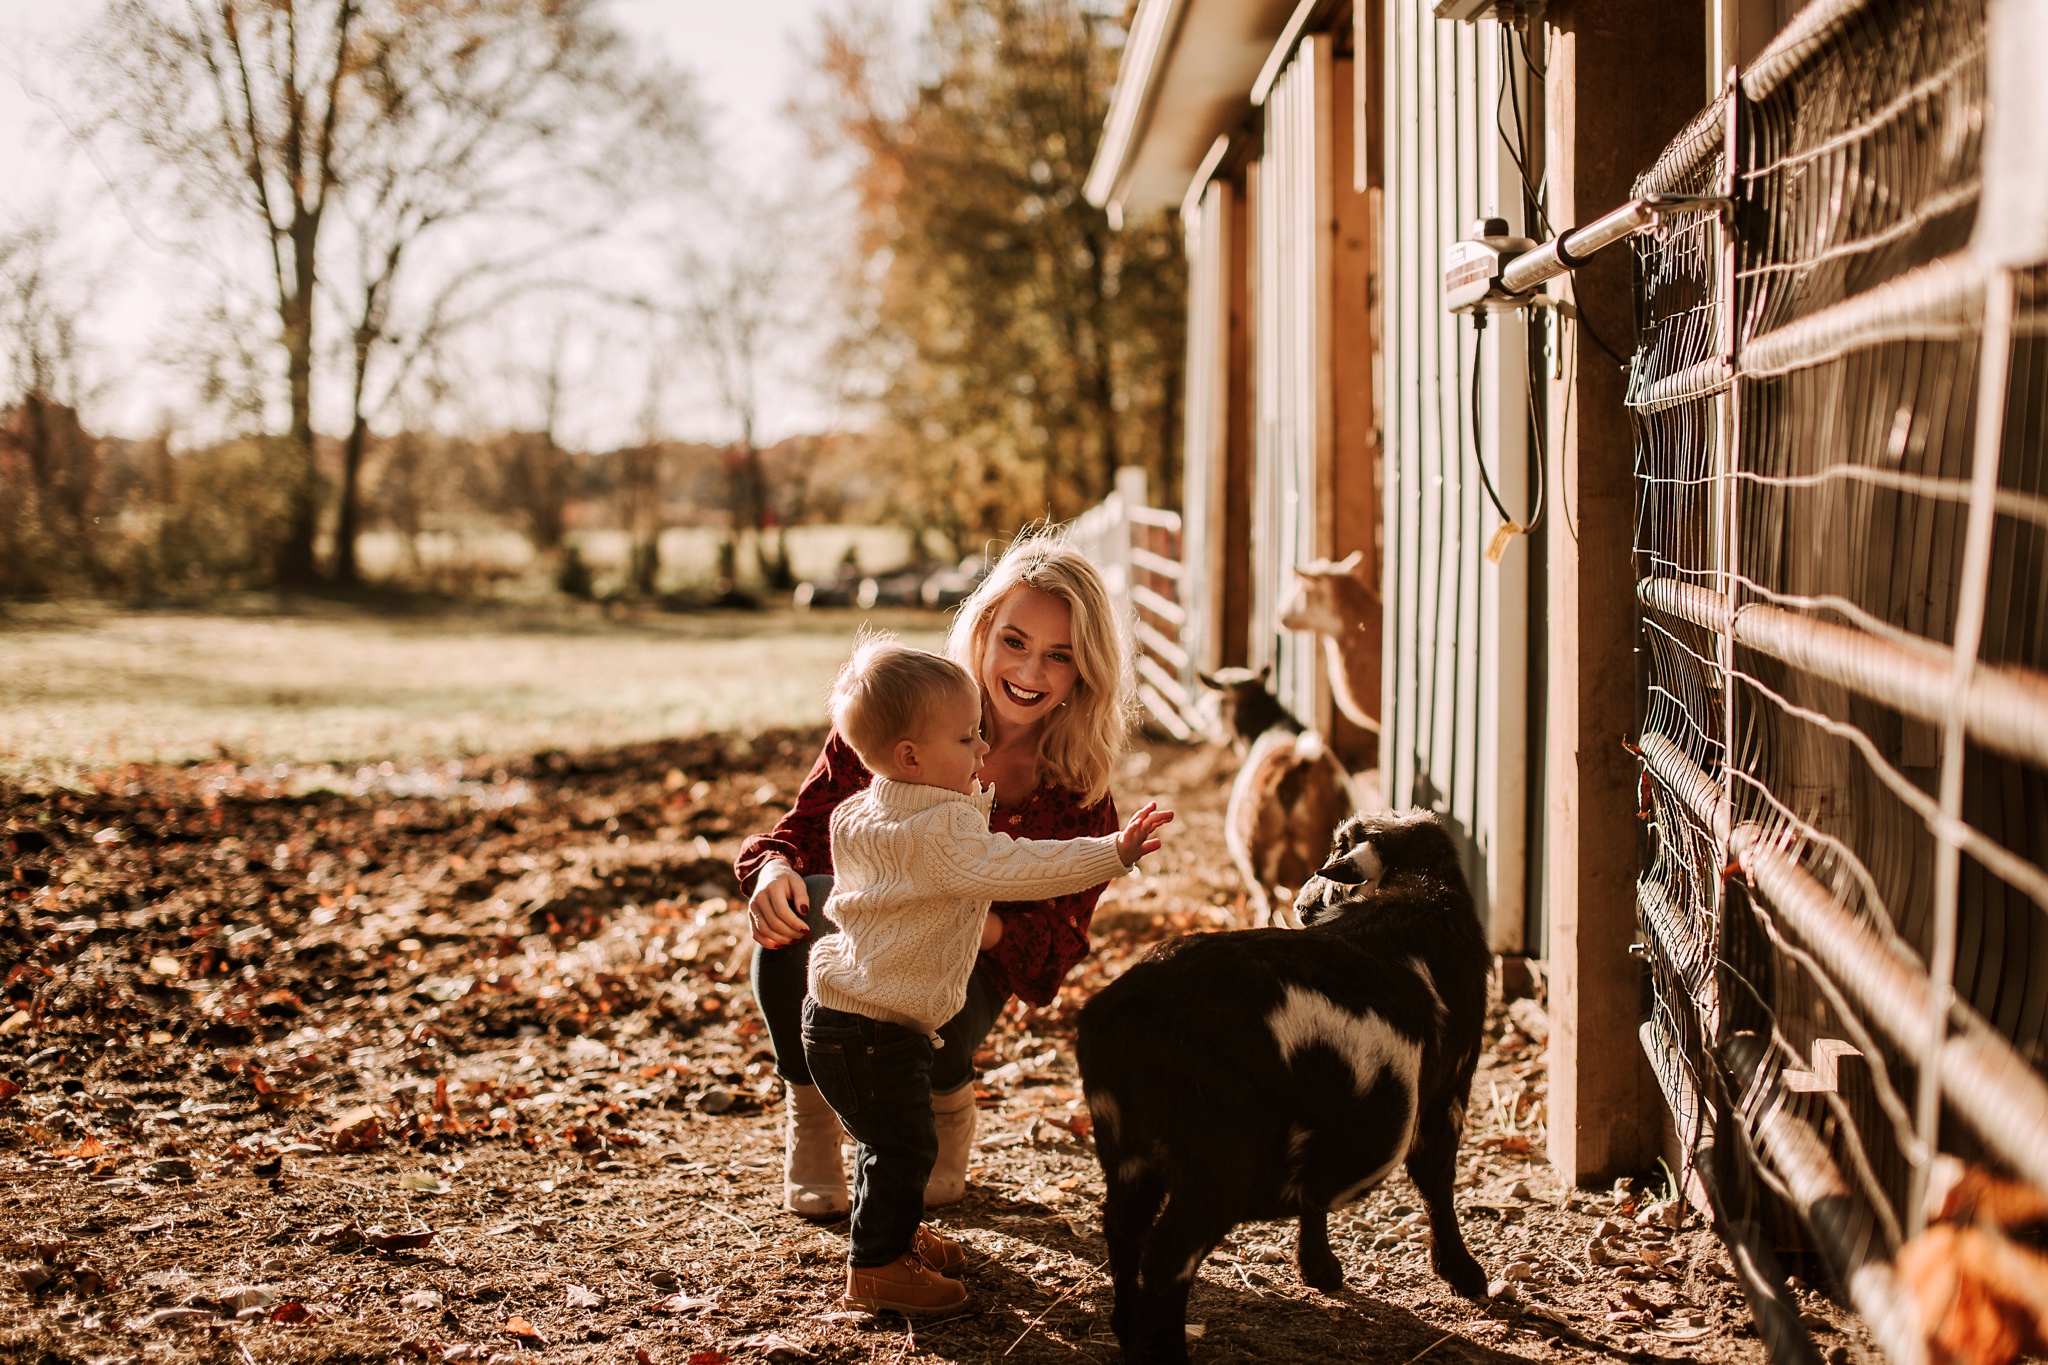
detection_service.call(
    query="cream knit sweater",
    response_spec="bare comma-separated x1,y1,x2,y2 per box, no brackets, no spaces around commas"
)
808,778,1130,1033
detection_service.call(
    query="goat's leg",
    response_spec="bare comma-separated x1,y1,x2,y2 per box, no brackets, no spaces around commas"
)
1406,1097,1488,1300
1296,1208,1344,1293
1133,1201,1231,1365
1103,1159,1165,1346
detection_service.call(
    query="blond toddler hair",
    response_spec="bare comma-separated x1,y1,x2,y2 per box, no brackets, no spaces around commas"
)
828,634,978,772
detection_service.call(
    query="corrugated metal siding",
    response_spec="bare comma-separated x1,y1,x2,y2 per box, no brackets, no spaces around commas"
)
1181,181,1232,679
1381,8,1531,949
1254,37,1334,726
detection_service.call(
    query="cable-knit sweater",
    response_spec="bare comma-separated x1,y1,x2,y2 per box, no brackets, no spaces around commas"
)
809,778,1131,1033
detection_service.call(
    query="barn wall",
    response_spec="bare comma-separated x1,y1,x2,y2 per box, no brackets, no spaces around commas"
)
1381,8,1533,950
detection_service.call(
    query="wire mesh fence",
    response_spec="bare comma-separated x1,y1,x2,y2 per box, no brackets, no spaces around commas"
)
1628,0,2048,1360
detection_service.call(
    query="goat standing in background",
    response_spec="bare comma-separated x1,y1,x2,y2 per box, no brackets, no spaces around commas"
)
1077,810,1491,1364
1277,551,1384,734
1197,666,1353,928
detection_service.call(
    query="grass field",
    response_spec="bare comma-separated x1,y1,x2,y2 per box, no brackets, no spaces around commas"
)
0,599,945,782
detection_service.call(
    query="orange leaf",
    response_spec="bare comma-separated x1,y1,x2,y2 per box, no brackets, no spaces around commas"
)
503,1317,543,1340
271,1302,314,1324
687,1354,729,1365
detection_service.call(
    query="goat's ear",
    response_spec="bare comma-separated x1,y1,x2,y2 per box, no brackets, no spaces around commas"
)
1197,671,1220,691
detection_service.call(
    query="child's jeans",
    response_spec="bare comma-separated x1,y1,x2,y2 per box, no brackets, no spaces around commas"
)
801,998,939,1268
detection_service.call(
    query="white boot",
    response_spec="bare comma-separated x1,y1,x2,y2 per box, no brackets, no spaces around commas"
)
783,1083,849,1219
924,1083,978,1206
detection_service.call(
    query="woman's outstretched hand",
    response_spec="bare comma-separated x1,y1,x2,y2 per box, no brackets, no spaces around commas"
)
1115,801,1175,866
748,860,812,948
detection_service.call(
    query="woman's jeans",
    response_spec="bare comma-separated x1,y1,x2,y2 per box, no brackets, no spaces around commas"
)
751,874,1002,1095
801,1000,936,1266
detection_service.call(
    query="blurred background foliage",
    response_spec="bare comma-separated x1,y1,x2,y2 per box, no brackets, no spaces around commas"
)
0,0,1183,602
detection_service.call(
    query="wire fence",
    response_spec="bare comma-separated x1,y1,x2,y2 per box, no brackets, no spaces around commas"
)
1628,0,2048,1360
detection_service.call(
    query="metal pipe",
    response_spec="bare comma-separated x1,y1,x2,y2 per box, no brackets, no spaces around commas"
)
1499,200,1657,294
1639,577,2048,770
1721,1033,1927,1365
1639,732,2048,1198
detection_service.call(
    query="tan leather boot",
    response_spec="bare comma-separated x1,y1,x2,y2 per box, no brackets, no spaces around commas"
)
783,1083,849,1219
844,1250,967,1314
923,1083,977,1206
912,1223,966,1277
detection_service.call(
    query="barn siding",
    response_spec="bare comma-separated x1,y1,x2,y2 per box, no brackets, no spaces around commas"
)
1382,9,1531,950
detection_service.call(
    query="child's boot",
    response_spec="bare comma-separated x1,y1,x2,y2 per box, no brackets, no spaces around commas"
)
844,1251,967,1314
782,1083,848,1218
913,1224,966,1277
923,1083,977,1206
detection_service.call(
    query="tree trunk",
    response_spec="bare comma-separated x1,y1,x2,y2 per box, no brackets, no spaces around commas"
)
334,413,368,585
275,221,323,587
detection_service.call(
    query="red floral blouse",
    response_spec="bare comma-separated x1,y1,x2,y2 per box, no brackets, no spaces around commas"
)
734,730,1120,1007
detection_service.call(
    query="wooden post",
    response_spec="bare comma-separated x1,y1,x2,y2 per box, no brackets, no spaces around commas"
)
1542,0,1704,1185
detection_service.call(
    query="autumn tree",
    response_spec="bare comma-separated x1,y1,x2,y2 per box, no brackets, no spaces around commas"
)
805,0,1184,548
81,0,700,586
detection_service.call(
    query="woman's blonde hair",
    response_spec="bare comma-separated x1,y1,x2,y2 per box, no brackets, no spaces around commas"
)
828,632,978,772
947,533,1134,806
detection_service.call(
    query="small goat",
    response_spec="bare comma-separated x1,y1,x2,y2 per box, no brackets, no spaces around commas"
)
1198,666,1353,928
1077,810,1491,1364
1277,551,1384,733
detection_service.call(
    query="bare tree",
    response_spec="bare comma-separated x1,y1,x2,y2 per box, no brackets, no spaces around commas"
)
81,0,701,586
0,217,104,593
676,193,810,591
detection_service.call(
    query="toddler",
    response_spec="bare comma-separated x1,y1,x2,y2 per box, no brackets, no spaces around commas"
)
802,635,1171,1314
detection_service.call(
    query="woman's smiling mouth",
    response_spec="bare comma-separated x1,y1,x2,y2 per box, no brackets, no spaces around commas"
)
1000,679,1048,706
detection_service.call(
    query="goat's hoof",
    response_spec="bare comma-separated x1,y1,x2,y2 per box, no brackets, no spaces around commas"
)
1298,1250,1345,1294
1437,1253,1490,1302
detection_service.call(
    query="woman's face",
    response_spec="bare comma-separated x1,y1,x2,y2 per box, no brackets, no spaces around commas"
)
978,587,1080,733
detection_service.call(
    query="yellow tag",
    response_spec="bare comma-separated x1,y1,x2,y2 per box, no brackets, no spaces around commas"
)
1485,521,1524,564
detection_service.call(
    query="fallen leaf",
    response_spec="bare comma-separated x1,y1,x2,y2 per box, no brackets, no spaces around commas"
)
0,1078,19,1101
503,1316,546,1344
736,1335,811,1362
130,1307,213,1329
271,1302,316,1324
565,1284,602,1308
402,1289,445,1311
364,1225,436,1251
55,1136,107,1158
649,1293,716,1314
220,1285,276,1311
150,955,183,977
325,1105,386,1152
14,1264,53,1293
684,1354,726,1365
401,1172,453,1194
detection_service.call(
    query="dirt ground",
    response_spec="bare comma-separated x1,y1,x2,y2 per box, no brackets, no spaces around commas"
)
0,727,1873,1365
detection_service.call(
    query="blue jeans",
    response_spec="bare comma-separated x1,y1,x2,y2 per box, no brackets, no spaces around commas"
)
802,1000,939,1266
751,873,1002,1093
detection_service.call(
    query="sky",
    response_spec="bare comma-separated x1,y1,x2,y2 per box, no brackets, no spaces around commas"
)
0,0,930,449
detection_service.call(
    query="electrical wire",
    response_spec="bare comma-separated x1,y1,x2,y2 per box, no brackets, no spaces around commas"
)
1467,313,1545,536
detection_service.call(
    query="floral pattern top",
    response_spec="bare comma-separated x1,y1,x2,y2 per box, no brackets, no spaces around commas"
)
735,730,1119,1007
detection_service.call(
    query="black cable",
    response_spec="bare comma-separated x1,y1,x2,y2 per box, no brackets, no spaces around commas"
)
1467,313,1545,536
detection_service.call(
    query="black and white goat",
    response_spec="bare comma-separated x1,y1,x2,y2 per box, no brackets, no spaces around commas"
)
1075,810,1491,1364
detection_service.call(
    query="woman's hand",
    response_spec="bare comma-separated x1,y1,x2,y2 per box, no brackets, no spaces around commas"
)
979,911,1005,950
748,860,812,948
1115,801,1175,866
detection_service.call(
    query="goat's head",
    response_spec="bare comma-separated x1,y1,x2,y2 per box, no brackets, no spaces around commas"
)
1194,664,1283,747
1293,808,1465,923
1278,551,1378,638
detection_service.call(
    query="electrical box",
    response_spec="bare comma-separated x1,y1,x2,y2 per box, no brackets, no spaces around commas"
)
1443,218,1536,313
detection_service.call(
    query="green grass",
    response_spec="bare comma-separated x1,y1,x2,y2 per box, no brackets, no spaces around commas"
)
0,599,945,782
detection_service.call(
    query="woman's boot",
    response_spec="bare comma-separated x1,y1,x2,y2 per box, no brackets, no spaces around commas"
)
924,1083,977,1206
783,1083,848,1218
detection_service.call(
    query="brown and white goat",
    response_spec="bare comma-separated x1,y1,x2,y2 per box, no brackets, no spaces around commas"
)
1197,666,1353,929
1277,551,1384,733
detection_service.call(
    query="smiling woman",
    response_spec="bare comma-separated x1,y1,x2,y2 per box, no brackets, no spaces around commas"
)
737,532,1143,1218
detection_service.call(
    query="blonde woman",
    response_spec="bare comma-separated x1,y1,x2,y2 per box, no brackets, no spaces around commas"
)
738,534,1140,1218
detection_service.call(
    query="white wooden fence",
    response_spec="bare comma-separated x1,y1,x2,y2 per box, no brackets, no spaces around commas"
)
1066,467,1203,740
